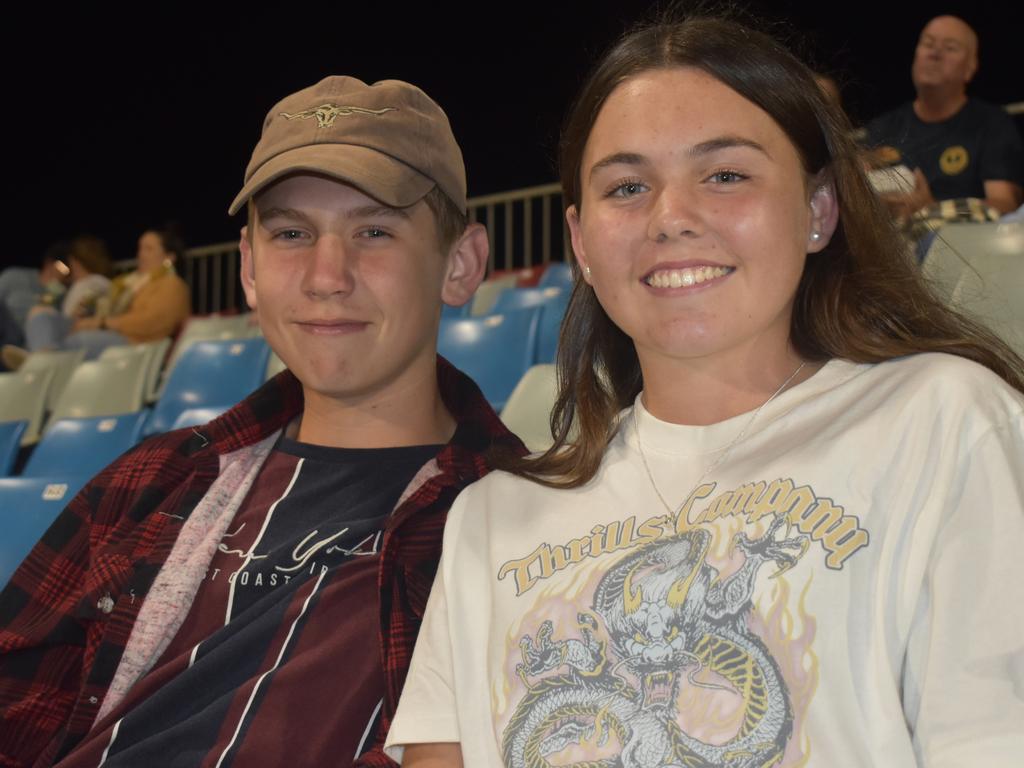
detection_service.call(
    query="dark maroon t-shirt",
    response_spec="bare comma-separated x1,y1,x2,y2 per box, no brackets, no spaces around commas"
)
57,437,440,768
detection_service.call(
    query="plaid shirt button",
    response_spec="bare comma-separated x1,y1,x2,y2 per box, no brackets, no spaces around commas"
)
97,594,115,614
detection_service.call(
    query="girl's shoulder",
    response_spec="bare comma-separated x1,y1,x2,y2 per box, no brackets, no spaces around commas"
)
854,353,1023,413
812,353,1023,451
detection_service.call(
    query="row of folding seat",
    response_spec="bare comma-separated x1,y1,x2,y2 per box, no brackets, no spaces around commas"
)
0,309,282,434
0,411,148,478
0,337,271,474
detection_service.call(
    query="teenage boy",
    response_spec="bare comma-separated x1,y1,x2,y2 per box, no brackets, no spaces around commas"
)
0,76,524,767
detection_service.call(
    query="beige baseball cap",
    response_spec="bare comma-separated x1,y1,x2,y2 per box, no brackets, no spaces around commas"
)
229,76,467,216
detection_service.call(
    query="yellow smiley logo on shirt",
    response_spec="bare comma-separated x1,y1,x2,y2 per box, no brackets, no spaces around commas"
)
939,146,969,175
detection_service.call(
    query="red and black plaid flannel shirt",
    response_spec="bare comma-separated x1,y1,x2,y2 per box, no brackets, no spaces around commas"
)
0,357,525,767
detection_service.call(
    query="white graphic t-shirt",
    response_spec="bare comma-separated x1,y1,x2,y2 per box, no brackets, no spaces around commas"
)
386,354,1024,767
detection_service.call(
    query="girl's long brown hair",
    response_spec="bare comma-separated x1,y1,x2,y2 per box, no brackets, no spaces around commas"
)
495,15,1024,489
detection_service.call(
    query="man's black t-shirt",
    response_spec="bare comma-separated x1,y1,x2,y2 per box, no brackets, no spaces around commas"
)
866,99,1024,201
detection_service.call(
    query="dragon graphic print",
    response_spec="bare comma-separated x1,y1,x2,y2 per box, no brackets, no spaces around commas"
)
494,478,870,768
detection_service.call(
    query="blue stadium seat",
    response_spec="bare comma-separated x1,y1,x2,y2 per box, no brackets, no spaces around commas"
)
160,313,262,394
537,262,575,290
144,338,271,436
470,273,519,316
171,405,231,430
100,338,172,403
46,355,148,426
438,309,540,411
535,293,571,364
0,421,28,476
441,302,473,320
20,349,86,412
0,368,55,445
0,477,86,589
500,364,559,453
22,411,149,479
490,286,566,316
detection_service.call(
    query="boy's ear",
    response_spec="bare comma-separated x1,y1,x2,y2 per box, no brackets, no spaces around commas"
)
440,223,489,308
239,226,258,311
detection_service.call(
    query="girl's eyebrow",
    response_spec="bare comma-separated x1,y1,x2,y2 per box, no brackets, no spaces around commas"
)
589,135,771,180
589,152,647,180
687,136,771,160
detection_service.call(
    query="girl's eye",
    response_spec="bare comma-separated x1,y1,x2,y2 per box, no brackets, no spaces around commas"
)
708,170,747,184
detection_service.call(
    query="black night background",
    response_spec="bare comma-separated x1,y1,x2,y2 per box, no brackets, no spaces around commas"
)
7,1,1022,266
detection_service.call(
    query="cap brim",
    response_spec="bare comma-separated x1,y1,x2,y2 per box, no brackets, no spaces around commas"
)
228,143,435,215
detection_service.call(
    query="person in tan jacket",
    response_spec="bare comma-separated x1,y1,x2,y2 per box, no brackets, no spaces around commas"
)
92,228,192,345
6,227,191,362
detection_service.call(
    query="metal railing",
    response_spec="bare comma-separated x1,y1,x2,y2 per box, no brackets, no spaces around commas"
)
180,240,243,315
174,182,568,315
467,182,565,274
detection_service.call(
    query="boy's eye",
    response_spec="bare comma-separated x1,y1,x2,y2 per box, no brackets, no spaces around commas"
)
274,229,307,241
606,180,649,198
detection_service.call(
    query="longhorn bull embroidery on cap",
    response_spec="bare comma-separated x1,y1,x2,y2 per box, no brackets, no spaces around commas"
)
280,103,397,128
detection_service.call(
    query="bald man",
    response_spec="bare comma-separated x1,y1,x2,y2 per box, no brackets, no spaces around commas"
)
866,15,1023,217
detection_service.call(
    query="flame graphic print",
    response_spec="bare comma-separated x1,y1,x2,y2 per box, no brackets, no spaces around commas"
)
496,512,819,768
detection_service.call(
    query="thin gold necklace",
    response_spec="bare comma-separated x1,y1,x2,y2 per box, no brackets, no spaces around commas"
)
633,361,806,515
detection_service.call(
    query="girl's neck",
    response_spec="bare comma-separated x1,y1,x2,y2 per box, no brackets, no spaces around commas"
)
638,347,820,426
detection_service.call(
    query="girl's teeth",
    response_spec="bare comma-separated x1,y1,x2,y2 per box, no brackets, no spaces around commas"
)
648,266,731,288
